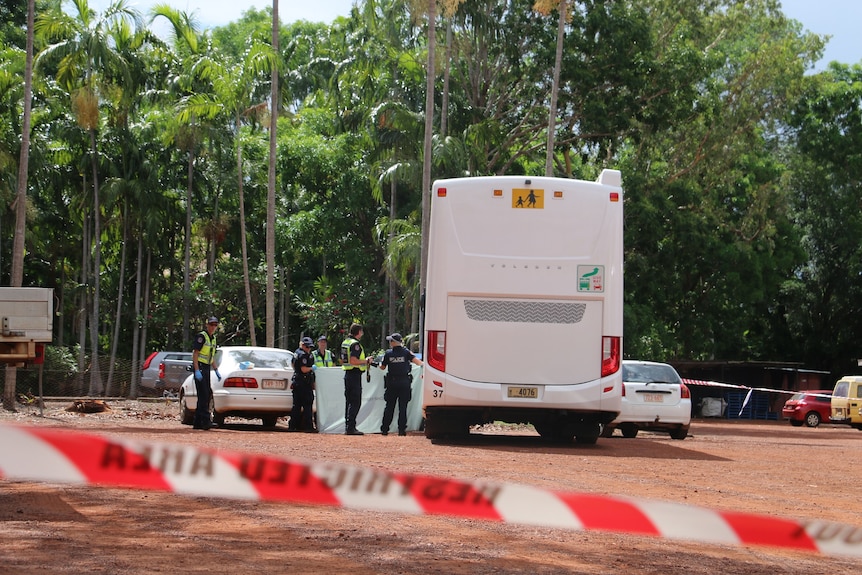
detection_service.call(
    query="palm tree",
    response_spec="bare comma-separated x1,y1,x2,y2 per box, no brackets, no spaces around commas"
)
150,4,207,348
101,18,154,397
180,42,277,346
416,0,464,352
36,0,141,395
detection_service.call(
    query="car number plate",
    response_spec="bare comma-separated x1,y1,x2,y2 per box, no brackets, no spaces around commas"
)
508,386,538,399
262,379,286,390
643,393,664,403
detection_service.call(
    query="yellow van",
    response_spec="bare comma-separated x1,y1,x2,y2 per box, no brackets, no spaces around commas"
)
830,376,862,429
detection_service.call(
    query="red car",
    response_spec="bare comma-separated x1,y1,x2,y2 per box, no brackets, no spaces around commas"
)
782,390,833,427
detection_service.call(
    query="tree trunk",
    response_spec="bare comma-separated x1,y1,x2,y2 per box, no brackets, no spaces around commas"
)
3,0,35,411
388,176,397,335
183,150,194,349
130,232,143,398
140,250,152,372
105,202,128,397
544,0,567,177
266,0,279,348
237,115,256,345
441,20,452,138
87,128,103,396
77,211,89,395
419,0,437,355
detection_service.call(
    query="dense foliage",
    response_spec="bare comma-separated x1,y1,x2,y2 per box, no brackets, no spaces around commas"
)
1,0,861,397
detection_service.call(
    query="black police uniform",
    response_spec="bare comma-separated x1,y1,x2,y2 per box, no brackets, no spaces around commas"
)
380,345,417,435
289,348,316,431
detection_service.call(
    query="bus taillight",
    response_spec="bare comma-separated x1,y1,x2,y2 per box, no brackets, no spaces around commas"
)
428,331,446,372
601,336,621,376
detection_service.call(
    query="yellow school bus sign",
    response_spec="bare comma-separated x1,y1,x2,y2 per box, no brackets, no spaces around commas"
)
511,188,544,209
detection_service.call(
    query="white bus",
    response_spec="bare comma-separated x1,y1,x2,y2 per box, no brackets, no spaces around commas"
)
422,171,624,444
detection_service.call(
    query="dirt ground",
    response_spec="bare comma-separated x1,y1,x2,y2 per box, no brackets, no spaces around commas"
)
1,399,861,575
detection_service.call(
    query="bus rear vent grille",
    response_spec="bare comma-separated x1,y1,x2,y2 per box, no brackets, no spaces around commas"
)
464,300,586,324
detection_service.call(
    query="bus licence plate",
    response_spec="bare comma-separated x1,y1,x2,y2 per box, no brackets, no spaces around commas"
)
262,379,286,390
643,393,664,403
508,386,538,399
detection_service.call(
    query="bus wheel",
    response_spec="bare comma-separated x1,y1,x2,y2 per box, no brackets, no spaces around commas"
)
534,419,576,444
424,412,469,440
575,422,600,445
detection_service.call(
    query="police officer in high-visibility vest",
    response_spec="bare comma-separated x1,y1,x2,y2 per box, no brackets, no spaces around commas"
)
192,316,221,430
378,333,423,436
313,335,336,367
341,322,371,435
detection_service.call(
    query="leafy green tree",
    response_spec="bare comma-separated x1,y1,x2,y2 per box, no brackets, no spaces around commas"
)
783,63,862,375
620,0,822,361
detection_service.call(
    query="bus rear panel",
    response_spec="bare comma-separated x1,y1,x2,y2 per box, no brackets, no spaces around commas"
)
422,171,624,444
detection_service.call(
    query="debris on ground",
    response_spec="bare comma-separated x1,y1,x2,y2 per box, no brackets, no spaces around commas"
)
65,399,112,414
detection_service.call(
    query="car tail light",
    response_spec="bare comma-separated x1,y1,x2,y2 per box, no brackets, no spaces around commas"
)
601,336,620,377
428,331,446,372
142,352,158,370
681,383,690,399
223,377,259,388
158,362,165,379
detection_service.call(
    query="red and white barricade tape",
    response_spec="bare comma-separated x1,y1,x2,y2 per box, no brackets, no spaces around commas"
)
1,423,860,558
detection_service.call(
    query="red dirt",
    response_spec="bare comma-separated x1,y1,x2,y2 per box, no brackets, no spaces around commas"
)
0,400,860,574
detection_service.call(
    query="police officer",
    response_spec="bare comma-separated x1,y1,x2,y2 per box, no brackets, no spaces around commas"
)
341,322,371,435
313,335,337,367
378,333,423,436
192,316,221,430
289,336,317,432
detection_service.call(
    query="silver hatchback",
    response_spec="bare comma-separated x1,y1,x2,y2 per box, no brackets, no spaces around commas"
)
141,351,193,392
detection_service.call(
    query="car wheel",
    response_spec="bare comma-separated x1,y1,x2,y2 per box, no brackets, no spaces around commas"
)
789,420,804,427
262,416,278,427
669,427,688,440
620,424,638,438
212,410,226,426
179,392,194,425
599,423,615,438
804,411,821,428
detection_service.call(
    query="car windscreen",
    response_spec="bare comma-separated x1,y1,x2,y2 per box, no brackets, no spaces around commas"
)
623,364,682,384
221,349,294,369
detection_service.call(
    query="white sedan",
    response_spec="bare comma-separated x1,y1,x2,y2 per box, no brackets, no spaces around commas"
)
601,360,691,440
179,346,295,427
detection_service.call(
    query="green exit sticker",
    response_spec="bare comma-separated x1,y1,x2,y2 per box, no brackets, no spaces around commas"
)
577,266,604,292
